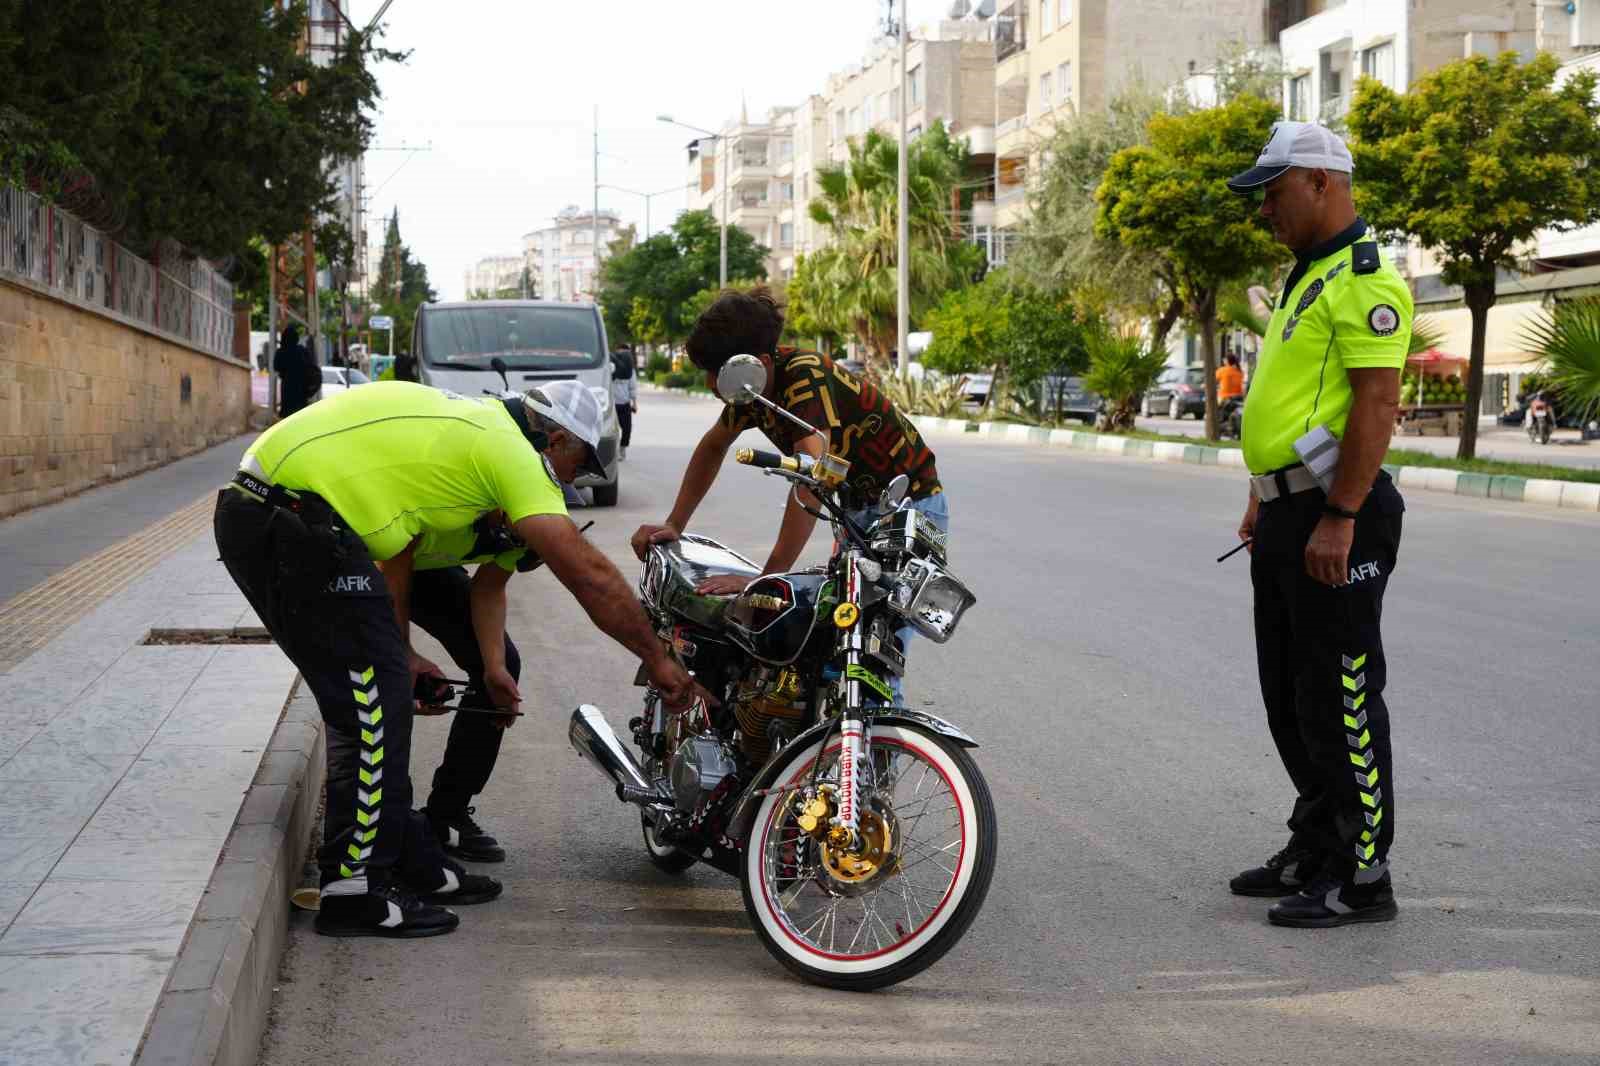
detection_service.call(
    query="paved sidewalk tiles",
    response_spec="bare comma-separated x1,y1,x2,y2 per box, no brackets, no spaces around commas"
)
0,530,299,1066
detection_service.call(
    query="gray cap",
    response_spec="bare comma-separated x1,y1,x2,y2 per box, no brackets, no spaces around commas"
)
1228,121,1354,193
523,381,606,478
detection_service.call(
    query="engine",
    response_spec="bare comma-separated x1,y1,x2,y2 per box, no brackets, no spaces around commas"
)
731,665,808,763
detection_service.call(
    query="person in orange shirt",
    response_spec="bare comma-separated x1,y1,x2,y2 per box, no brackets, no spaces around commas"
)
1217,355,1245,401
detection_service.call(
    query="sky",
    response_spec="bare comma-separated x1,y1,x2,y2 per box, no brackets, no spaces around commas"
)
348,0,960,300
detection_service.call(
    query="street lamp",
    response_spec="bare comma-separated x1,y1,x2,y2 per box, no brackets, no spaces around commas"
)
597,182,691,241
658,114,729,287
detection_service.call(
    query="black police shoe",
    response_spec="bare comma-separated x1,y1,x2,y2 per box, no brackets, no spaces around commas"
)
314,881,459,939
414,859,503,906
1230,844,1323,897
1267,871,1398,928
427,805,506,863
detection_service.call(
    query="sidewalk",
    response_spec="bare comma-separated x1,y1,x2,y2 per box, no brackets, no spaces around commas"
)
0,461,309,1065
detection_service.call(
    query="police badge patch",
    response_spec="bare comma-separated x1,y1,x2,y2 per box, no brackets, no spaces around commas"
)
1294,279,1325,316
1368,304,1400,336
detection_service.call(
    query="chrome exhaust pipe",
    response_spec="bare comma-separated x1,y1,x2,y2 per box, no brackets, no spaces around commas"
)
568,705,667,806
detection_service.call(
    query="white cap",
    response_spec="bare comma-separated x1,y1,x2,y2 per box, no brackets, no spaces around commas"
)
1227,121,1353,192
523,380,606,478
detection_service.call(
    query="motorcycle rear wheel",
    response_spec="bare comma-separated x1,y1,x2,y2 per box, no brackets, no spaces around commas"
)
740,723,996,991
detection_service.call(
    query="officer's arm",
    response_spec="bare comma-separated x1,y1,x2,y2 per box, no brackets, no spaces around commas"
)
468,562,514,679
513,514,673,671
375,537,421,649
1328,367,1400,513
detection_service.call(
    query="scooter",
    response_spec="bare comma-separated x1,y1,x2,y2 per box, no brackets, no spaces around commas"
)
1526,392,1555,445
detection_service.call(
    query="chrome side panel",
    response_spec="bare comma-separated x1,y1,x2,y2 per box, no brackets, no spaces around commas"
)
723,708,978,843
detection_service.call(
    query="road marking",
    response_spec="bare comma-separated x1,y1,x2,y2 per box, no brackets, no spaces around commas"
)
0,494,215,671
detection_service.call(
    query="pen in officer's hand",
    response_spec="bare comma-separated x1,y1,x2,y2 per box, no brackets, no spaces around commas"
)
1216,538,1253,563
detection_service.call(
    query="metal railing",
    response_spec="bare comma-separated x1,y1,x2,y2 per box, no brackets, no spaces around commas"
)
0,184,236,360
995,2,1026,61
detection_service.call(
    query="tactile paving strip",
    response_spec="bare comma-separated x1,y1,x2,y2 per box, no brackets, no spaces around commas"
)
0,494,215,672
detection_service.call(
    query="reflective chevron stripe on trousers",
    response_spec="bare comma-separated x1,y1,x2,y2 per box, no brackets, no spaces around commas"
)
212,488,416,894
1251,472,1403,881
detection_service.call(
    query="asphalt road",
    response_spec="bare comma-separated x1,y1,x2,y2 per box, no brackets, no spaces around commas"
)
257,390,1599,1066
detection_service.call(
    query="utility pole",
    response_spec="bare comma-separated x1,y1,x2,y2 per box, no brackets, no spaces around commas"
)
267,244,278,421
593,106,601,301
895,0,910,372
720,133,729,288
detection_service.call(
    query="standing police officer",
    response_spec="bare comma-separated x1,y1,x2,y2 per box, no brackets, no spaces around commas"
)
1225,122,1410,928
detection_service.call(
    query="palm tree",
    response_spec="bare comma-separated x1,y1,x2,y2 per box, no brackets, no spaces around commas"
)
806,123,983,366
1521,296,1600,420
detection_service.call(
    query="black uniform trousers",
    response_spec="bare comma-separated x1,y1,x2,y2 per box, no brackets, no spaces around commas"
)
1251,470,1403,882
409,566,521,814
215,487,442,890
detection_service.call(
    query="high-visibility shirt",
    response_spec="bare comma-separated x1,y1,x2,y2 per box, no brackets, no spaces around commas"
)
412,521,525,573
242,381,566,561
1242,219,1412,475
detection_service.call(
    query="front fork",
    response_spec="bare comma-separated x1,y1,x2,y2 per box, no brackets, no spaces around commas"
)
833,550,869,842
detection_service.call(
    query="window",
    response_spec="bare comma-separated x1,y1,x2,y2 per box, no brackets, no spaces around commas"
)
1040,71,1053,111
1041,0,1054,33
778,140,794,163
909,64,924,106
1360,41,1395,87
781,181,794,202
879,91,893,125
780,222,794,246
832,109,845,140
1288,74,1311,121
1061,0,1072,20
1319,50,1343,105
1057,61,1071,109
864,95,875,127
849,106,862,134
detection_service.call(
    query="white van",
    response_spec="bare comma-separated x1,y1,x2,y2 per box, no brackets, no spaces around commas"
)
411,300,622,506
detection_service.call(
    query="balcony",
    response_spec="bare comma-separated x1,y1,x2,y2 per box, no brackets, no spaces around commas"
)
995,2,1026,62
1319,93,1347,122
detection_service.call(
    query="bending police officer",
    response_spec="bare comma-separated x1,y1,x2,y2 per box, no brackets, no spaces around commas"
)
214,380,706,938
1226,122,1409,928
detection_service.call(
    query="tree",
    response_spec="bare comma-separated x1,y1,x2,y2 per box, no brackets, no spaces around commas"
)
806,123,985,365
1012,81,1186,351
1082,324,1170,431
597,209,767,346
0,2,400,262
1096,95,1284,436
1348,52,1600,459
1521,296,1600,422
785,252,845,353
369,209,437,355
922,274,1011,379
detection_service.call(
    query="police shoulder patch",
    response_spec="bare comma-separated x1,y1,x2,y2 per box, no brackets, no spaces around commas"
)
1368,304,1400,336
1294,279,1325,316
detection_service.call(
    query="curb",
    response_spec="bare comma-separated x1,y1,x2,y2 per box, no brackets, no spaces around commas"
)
133,683,324,1066
910,416,1600,513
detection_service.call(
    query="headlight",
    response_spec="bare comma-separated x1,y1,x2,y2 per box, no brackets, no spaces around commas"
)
886,557,976,643
589,386,611,411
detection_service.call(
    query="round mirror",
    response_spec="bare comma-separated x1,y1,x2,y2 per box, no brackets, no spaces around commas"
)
716,354,767,406
878,474,910,514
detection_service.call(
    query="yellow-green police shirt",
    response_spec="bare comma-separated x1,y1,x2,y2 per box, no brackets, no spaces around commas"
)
1242,220,1412,475
242,381,566,562
412,522,524,573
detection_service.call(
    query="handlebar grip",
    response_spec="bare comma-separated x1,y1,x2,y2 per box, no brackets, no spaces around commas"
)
736,448,785,469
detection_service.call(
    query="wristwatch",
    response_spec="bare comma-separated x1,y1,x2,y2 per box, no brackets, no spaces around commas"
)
1323,502,1360,520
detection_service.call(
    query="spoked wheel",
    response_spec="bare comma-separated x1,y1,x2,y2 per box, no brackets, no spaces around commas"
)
642,812,696,873
740,724,996,991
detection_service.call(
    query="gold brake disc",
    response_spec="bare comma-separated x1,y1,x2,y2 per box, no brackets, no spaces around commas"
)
820,808,894,884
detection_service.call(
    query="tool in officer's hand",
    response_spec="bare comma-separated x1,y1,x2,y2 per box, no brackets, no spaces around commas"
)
1217,538,1253,563
416,675,524,717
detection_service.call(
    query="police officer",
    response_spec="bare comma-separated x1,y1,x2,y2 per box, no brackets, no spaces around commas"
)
214,380,707,938
1225,122,1410,928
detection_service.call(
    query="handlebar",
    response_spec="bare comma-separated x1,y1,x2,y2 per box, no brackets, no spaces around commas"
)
735,447,803,473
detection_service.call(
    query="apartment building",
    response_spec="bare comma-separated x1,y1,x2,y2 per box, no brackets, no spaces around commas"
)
463,254,524,299
990,0,1271,248
682,107,798,282
520,205,622,303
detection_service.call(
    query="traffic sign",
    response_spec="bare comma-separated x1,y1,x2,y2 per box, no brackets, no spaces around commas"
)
370,315,394,330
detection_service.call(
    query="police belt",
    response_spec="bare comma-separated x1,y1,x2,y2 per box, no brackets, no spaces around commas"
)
1249,463,1320,503
230,469,308,511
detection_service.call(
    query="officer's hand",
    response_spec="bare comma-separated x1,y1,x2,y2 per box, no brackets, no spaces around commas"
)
410,652,450,714
1305,515,1355,587
647,653,717,709
631,522,680,561
483,665,522,716
1238,495,1260,555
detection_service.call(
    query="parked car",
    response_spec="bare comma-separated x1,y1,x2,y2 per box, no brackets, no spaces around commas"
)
838,357,868,380
1036,375,1102,424
314,365,370,400
964,372,993,406
411,299,623,506
1142,365,1207,419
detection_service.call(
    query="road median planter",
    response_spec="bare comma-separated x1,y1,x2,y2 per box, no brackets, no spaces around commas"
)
909,415,1600,514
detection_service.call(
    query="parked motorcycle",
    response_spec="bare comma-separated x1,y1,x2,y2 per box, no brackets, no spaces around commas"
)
1527,391,1555,445
1216,396,1244,441
568,355,996,991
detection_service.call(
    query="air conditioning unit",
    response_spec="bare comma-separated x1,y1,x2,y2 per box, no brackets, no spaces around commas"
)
1572,0,1600,49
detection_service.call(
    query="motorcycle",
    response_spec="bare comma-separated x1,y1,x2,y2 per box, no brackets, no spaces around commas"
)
1216,396,1244,441
1526,392,1555,445
568,354,996,991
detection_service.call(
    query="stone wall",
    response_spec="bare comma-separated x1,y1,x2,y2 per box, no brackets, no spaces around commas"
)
0,278,250,518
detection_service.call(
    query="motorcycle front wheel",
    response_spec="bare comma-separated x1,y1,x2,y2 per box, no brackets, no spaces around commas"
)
740,723,996,991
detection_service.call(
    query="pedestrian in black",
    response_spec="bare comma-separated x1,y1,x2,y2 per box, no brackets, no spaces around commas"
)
274,324,310,418
611,346,637,460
